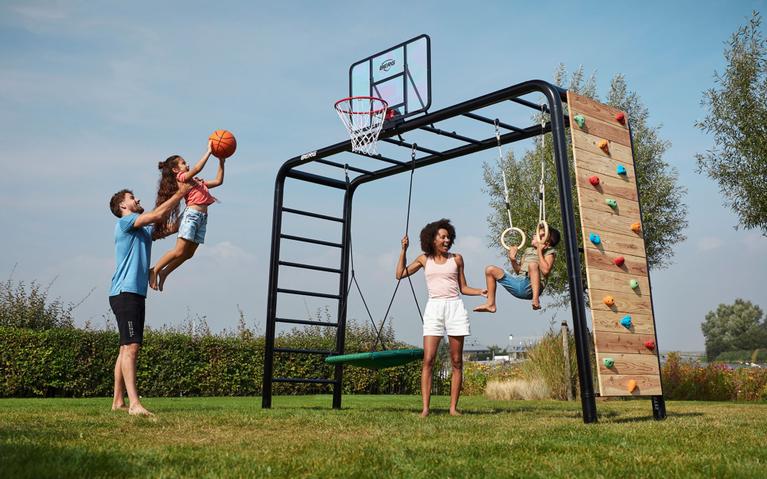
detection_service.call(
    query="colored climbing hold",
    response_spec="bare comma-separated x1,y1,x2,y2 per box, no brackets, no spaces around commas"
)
631,222,642,234
589,233,601,245
603,358,615,368
605,198,618,209
613,256,625,267
630,279,639,290
620,315,632,329
644,340,656,351
616,164,627,175
574,114,585,128
603,295,615,307
627,379,638,393
615,112,626,124
589,175,600,186
598,139,609,152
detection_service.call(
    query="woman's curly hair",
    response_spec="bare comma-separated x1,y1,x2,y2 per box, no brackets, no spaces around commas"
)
419,218,456,257
152,155,182,240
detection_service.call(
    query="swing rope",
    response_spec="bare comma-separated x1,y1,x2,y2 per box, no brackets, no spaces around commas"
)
497,119,527,251
536,105,550,244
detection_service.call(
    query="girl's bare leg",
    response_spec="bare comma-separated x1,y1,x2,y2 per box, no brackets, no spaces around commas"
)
474,265,504,313
421,335,442,417
150,238,188,290
448,335,465,416
528,262,541,310
156,239,199,291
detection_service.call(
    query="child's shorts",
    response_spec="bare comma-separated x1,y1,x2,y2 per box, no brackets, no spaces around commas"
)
498,271,533,300
422,298,470,337
178,208,208,244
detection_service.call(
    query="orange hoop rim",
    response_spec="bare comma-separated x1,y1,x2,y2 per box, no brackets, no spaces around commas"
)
334,96,389,115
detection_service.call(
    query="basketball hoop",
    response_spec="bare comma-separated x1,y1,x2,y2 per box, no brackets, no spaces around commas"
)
335,96,388,155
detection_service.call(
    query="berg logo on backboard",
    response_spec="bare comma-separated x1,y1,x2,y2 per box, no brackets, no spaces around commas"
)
379,58,396,72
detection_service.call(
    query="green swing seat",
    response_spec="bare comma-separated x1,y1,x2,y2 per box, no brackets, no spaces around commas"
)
324,348,424,369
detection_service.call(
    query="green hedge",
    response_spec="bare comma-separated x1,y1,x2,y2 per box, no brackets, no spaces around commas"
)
0,326,438,398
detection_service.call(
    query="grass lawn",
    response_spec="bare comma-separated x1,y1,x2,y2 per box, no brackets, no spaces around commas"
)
1,395,766,478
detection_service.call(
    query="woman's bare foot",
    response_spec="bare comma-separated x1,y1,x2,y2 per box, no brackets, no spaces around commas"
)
532,300,541,310
148,267,158,290
449,409,462,416
111,404,128,412
420,409,430,417
128,404,154,417
473,303,496,313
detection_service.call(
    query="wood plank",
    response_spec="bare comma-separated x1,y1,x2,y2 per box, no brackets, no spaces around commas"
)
584,245,648,276
599,374,662,397
591,310,657,335
597,353,660,376
575,168,639,202
589,288,652,314
588,269,650,295
578,186,642,219
571,143,636,178
580,208,644,239
594,331,658,355
570,114,631,147
580,228,646,259
571,129,634,165
567,91,628,126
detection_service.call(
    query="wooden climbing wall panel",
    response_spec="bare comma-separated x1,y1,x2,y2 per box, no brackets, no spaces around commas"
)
567,92,663,397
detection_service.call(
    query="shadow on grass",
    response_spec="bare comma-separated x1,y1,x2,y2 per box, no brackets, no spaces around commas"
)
601,411,704,424
0,442,139,479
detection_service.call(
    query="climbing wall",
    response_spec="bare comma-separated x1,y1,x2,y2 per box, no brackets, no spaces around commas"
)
567,92,663,397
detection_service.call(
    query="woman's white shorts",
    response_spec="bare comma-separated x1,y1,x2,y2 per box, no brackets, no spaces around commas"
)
422,298,470,337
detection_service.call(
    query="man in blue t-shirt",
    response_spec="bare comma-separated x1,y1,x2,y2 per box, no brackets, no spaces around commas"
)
108,184,188,416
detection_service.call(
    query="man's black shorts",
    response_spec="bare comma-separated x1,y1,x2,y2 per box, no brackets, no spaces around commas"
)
109,292,145,345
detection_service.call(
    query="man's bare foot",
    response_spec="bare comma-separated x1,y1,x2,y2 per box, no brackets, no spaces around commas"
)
473,304,496,313
420,409,430,417
157,271,168,292
149,267,158,290
449,409,462,416
128,405,154,417
532,300,541,311
111,404,128,412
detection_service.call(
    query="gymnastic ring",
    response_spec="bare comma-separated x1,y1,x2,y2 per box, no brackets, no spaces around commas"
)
535,220,550,245
500,227,526,251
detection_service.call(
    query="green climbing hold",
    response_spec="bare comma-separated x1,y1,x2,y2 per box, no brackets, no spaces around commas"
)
603,358,615,368
574,114,585,128
630,279,639,290
605,198,618,208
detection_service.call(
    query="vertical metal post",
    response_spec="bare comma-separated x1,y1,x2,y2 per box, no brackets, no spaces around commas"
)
545,86,598,423
262,173,287,408
332,185,354,409
561,321,574,401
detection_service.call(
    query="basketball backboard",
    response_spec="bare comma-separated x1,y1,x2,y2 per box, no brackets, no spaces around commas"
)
349,34,431,123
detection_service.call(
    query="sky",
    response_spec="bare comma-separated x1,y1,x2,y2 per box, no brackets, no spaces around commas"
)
1,0,766,353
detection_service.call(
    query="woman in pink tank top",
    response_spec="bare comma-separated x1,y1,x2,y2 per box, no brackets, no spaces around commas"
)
148,140,228,292
395,218,486,417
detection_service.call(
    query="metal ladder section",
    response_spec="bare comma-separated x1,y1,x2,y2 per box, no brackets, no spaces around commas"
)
262,173,352,409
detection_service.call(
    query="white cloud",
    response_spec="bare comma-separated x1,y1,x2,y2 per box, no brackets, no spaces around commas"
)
197,241,256,262
697,236,723,252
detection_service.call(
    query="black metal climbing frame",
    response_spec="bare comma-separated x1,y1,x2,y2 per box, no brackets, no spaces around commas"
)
262,79,636,423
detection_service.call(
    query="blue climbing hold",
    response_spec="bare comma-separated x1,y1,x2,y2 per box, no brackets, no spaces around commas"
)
620,315,632,329
589,233,601,245
616,164,627,175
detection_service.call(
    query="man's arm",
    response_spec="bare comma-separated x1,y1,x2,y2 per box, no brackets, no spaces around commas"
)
133,184,190,228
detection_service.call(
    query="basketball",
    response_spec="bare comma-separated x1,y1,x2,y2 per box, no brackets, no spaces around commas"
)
209,130,237,158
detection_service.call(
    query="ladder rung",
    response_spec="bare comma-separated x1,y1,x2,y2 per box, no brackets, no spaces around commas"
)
282,207,344,223
277,288,340,300
276,317,339,327
273,377,337,385
274,347,335,355
278,261,342,274
280,234,343,249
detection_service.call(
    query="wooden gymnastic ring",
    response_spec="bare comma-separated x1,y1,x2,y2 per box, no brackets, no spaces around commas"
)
535,220,549,245
500,227,526,251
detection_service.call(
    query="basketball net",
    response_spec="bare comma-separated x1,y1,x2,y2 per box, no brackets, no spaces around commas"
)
335,96,388,155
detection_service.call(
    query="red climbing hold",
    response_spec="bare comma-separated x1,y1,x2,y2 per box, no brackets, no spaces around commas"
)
644,340,655,351
613,256,625,267
589,175,600,186
616,112,626,124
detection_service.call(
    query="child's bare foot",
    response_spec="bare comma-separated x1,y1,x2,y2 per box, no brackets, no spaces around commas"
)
532,300,541,310
420,409,430,417
449,409,462,416
128,405,154,417
473,303,497,313
157,271,168,292
149,267,158,290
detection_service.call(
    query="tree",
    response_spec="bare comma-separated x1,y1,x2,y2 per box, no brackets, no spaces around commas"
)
701,299,767,361
482,65,688,306
696,11,767,234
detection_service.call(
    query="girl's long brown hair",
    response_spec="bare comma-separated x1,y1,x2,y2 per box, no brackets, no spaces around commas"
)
152,155,182,240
